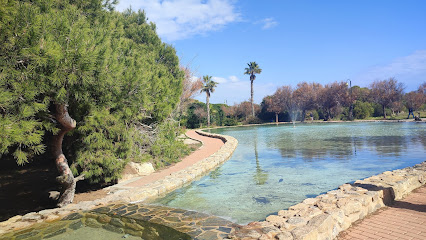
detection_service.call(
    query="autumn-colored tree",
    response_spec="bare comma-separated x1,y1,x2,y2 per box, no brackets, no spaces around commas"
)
235,101,260,121
319,82,349,120
244,62,262,117
264,95,282,123
175,67,202,119
293,82,323,122
404,82,426,114
370,78,404,119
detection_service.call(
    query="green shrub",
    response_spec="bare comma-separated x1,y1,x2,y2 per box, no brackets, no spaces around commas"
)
354,101,374,119
223,117,238,126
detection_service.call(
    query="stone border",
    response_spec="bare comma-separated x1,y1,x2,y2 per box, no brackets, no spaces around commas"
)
0,130,238,235
229,161,426,240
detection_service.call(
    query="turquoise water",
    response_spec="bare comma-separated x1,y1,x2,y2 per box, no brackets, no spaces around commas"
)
155,122,425,224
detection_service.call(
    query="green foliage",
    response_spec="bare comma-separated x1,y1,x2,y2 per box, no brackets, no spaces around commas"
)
353,101,374,119
0,0,184,183
149,120,189,168
246,116,263,124
223,117,238,126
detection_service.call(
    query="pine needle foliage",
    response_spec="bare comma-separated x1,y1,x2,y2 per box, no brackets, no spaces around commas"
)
1,0,185,182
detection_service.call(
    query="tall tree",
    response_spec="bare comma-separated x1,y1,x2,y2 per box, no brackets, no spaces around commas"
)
293,82,322,122
370,78,404,119
244,62,262,117
0,1,184,206
319,82,349,120
200,75,218,127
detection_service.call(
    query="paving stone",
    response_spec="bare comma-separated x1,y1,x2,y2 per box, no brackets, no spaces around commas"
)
61,212,83,221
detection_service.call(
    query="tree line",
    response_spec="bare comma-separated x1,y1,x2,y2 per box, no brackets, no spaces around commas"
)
181,76,425,128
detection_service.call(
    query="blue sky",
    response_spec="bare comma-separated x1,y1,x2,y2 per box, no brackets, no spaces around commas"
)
116,0,426,104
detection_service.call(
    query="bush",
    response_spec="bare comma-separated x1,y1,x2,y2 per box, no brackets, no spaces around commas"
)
353,101,374,119
246,116,263,124
149,120,189,168
223,117,238,126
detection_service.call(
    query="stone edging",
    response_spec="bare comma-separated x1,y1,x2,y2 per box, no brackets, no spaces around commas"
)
0,130,238,235
230,161,426,240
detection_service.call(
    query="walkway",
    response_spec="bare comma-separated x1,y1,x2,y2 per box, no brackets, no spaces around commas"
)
125,130,224,187
338,185,426,240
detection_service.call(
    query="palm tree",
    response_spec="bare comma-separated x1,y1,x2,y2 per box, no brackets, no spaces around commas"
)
244,62,262,117
200,75,218,127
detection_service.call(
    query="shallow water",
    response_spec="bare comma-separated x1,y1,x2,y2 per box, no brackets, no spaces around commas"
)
155,122,425,224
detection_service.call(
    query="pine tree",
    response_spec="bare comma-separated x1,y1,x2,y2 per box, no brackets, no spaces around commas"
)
0,0,184,206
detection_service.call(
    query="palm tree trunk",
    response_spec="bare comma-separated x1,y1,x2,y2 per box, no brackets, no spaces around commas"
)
206,93,210,127
251,79,254,117
52,104,80,207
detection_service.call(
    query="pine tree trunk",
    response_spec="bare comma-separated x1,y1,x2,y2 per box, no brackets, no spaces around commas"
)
52,104,77,207
251,79,254,117
206,93,210,127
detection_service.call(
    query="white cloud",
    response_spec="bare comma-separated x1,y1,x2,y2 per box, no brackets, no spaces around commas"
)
229,75,239,82
257,17,278,30
355,50,426,91
195,77,276,104
116,0,240,41
212,76,228,83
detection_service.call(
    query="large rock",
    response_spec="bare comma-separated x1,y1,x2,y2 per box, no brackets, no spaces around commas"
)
120,162,156,182
128,162,155,176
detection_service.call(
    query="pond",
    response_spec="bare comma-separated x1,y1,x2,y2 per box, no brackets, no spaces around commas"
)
154,122,425,224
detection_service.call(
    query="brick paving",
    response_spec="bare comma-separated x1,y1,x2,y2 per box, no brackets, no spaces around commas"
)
338,185,426,240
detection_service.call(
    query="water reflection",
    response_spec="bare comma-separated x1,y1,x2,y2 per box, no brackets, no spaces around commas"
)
253,134,268,185
268,123,424,161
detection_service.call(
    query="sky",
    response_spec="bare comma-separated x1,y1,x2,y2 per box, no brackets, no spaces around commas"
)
115,0,426,104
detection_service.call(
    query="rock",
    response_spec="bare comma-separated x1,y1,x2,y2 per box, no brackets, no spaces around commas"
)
307,214,334,234
21,213,42,222
302,198,318,205
97,214,111,224
128,162,155,176
291,225,318,240
286,217,307,227
275,231,293,240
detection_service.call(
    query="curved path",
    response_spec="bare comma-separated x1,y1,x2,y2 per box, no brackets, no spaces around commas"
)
125,130,224,187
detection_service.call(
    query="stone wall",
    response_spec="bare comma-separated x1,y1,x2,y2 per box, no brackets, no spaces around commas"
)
229,161,426,240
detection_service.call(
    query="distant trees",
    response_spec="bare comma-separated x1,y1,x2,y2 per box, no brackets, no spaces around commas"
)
404,83,426,115
258,78,424,123
200,75,218,127
244,62,262,117
181,79,424,129
370,78,404,119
